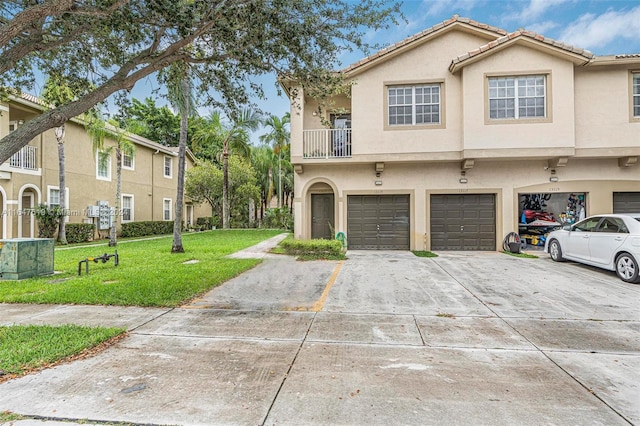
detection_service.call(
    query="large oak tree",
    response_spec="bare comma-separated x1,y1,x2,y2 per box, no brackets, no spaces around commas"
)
0,0,401,163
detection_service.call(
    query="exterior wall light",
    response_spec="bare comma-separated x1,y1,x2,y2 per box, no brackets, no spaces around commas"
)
459,170,468,184
549,169,558,182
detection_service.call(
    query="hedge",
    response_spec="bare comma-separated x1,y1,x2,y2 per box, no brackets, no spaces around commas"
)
121,221,174,238
280,238,343,257
195,217,215,230
65,223,95,244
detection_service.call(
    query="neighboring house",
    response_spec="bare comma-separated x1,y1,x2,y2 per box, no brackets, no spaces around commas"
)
0,93,211,240
284,15,640,251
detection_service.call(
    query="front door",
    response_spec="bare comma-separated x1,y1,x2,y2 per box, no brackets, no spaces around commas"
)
21,193,34,238
311,194,334,239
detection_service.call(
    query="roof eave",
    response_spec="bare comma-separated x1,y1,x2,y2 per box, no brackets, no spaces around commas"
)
449,37,593,74
587,55,640,67
343,20,506,77
8,93,178,156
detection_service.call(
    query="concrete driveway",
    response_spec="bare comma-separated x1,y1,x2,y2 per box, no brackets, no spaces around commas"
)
1,249,639,425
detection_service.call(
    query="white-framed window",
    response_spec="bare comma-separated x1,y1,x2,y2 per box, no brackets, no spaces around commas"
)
49,187,60,208
121,194,134,222
164,156,172,178
47,186,69,209
122,152,134,170
163,198,172,221
388,84,441,126
96,151,111,181
47,185,69,222
488,75,546,120
633,73,640,118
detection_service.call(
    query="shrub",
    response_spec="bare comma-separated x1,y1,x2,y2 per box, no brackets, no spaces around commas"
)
33,204,64,238
280,238,344,259
121,221,174,238
196,217,215,230
262,207,293,230
65,223,95,244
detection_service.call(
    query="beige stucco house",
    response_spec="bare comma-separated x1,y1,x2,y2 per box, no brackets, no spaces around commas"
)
286,15,640,251
0,93,211,240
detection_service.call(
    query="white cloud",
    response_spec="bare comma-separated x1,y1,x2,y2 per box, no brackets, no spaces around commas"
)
525,20,559,35
516,0,572,21
560,6,640,51
421,0,482,17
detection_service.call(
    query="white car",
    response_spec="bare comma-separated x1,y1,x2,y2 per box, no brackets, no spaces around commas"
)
544,214,640,283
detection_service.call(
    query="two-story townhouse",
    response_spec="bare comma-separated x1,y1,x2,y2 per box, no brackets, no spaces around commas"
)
0,93,211,239
285,15,640,251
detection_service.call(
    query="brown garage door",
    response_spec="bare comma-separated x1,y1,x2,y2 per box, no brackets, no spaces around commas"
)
613,192,640,213
430,194,496,250
347,195,410,250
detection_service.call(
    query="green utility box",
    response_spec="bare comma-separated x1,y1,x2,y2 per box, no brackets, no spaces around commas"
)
0,238,55,280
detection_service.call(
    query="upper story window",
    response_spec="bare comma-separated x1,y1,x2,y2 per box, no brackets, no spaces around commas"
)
96,151,111,181
489,75,546,120
388,84,441,126
122,152,134,170
164,156,172,178
633,73,640,118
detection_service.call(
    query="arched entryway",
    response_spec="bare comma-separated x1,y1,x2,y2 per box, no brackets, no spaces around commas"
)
18,185,41,238
308,181,336,240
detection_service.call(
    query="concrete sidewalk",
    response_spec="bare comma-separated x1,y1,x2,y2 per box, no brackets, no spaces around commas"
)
1,246,638,425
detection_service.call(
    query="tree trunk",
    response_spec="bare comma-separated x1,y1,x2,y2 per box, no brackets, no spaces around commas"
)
222,151,230,229
172,76,189,253
56,124,67,245
278,152,283,209
109,147,120,247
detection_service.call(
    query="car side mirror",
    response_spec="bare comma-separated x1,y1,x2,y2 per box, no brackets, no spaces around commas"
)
563,225,572,231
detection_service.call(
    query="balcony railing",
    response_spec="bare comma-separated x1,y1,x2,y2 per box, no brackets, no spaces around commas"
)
9,145,37,170
303,129,352,159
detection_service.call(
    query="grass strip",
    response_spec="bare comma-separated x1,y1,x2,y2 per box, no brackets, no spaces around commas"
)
412,251,438,258
0,325,125,379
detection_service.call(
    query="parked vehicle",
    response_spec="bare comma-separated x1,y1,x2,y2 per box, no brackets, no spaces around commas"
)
544,214,640,283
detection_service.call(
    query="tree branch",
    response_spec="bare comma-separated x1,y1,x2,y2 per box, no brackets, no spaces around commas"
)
0,0,74,47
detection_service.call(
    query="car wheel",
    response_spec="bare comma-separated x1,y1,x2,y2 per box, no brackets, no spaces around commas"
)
548,239,564,262
615,253,640,283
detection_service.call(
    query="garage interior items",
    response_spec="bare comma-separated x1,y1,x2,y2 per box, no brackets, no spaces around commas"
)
519,193,586,248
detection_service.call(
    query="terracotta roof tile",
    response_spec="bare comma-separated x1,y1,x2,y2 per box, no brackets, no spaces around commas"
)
341,15,507,74
449,29,595,69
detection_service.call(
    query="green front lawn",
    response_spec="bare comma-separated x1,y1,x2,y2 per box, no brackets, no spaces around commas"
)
0,229,284,307
0,324,125,378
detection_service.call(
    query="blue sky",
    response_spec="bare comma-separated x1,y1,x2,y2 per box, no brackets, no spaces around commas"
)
244,0,640,141
115,1,640,142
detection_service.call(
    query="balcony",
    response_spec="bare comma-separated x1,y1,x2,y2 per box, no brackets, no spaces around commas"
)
303,129,352,159
9,145,37,170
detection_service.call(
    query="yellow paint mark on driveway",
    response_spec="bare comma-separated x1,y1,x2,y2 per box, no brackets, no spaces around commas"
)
310,261,343,312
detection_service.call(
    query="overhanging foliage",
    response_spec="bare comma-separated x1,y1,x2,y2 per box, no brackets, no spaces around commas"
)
0,0,401,162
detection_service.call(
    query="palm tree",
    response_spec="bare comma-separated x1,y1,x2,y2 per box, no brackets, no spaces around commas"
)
259,113,290,208
251,145,276,222
165,61,194,253
86,110,134,247
42,75,75,245
193,108,261,228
